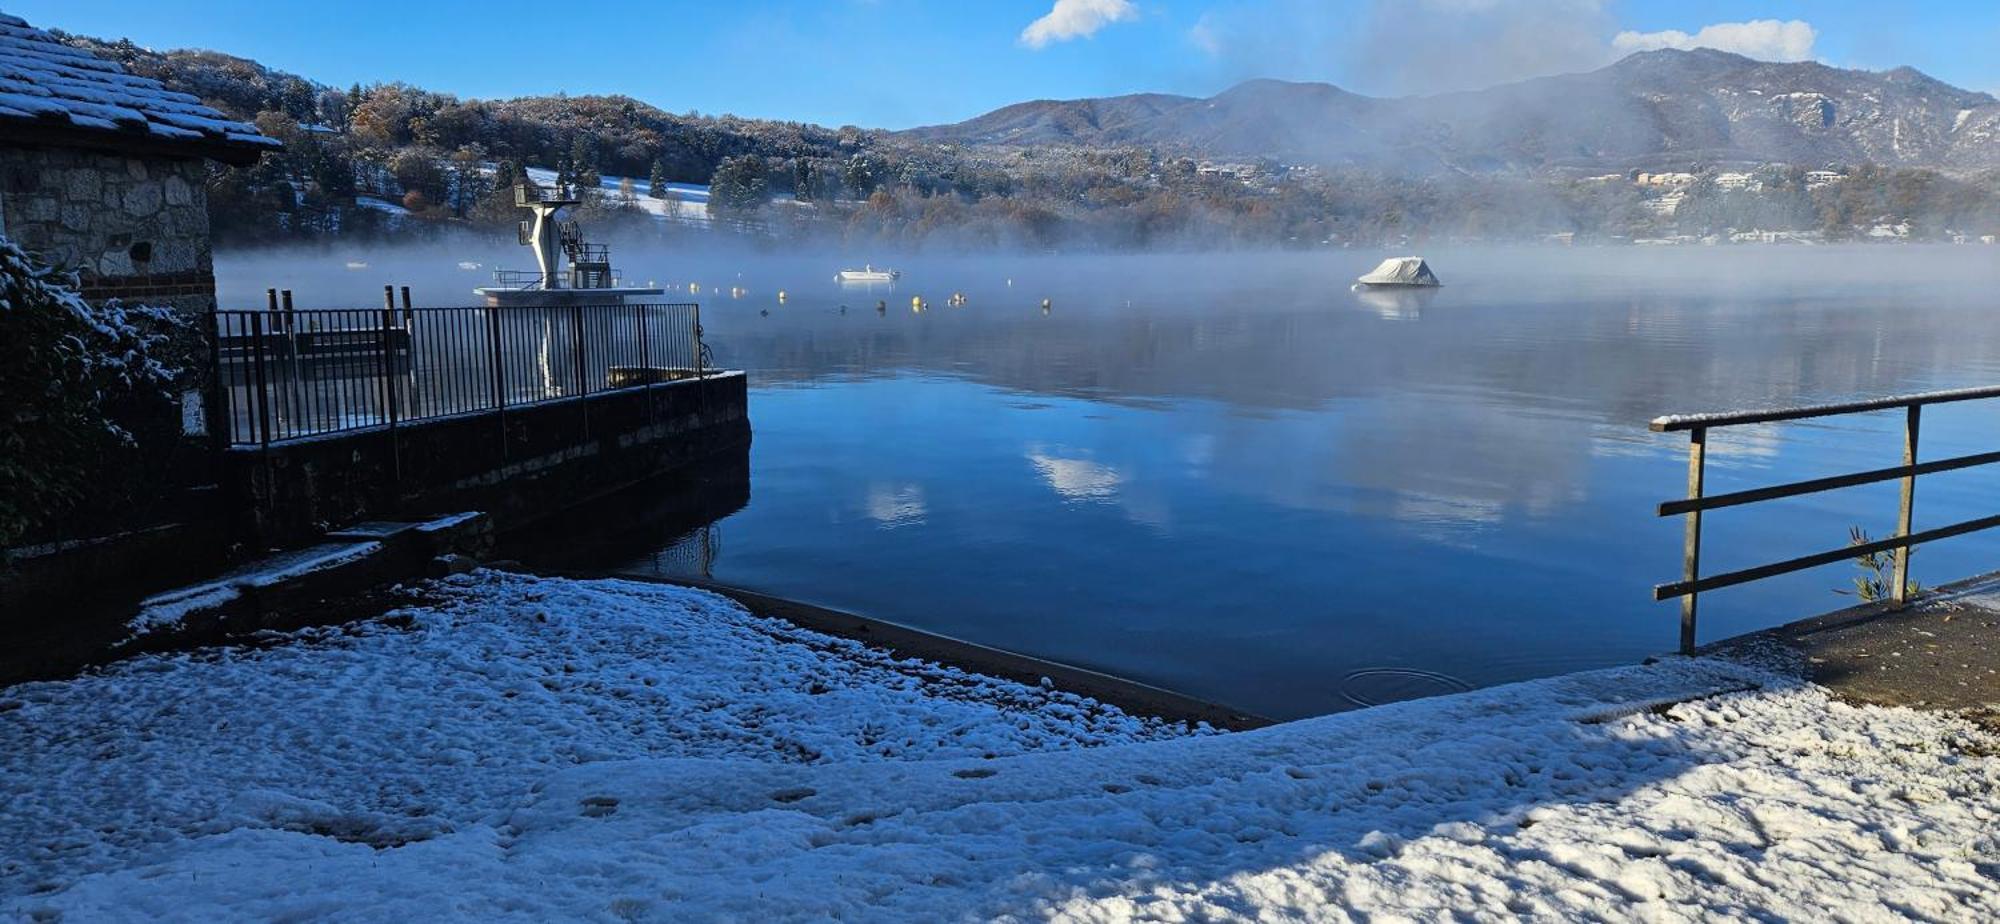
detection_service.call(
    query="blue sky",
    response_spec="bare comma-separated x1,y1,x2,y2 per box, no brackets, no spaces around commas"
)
15,1,2000,128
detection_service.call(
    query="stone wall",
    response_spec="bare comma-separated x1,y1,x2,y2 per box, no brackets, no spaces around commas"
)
0,143,216,314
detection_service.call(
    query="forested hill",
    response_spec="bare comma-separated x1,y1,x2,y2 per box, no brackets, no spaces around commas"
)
55,31,887,240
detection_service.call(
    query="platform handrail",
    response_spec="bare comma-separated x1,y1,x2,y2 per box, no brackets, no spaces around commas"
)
213,300,707,446
1653,385,2000,654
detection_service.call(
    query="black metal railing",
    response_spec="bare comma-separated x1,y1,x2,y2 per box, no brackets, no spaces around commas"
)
486,267,626,291
488,269,551,290
1651,385,2000,653
214,302,707,447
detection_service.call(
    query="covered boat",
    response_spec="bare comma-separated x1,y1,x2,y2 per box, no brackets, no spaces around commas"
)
836,264,899,283
1354,256,1440,287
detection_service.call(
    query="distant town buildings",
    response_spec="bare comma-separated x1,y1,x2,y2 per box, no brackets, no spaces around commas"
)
1634,172,1697,188
1195,161,1261,182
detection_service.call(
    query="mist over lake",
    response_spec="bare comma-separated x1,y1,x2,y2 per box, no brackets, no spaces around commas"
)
211,243,2000,718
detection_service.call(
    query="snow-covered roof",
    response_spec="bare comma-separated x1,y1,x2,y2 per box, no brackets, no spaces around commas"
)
0,11,278,164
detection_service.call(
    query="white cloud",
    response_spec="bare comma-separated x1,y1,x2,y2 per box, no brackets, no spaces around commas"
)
1028,451,1123,500
1612,19,1818,62
1188,14,1221,57
1020,0,1139,49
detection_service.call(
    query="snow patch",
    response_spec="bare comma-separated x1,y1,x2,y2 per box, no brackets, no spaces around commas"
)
9,572,1996,920
125,541,385,637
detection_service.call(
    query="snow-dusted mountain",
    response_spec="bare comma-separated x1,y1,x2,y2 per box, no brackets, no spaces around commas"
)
905,49,2000,173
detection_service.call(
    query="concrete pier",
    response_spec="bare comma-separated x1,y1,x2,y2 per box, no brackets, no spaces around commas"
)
1710,571,2000,714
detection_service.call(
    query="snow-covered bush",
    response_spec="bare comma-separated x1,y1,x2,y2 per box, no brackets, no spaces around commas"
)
0,234,186,550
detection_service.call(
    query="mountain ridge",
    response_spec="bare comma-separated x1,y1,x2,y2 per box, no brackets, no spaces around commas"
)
904,49,2000,173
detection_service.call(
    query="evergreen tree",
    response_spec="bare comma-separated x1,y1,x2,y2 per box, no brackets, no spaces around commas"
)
568,135,599,196
648,159,667,199
554,152,574,193
710,154,770,215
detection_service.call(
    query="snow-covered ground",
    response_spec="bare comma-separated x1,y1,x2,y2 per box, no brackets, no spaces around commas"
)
520,166,711,222
353,195,411,217
4,572,1997,921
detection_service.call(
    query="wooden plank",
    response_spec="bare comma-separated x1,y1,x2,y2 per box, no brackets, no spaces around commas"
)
1655,512,2000,600
1656,448,2000,516
1680,428,1705,654
1893,405,1921,603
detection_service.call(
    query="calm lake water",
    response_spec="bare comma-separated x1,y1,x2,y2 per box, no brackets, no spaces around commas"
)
222,245,2000,720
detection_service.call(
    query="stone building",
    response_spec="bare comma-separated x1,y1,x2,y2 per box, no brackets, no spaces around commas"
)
0,11,276,313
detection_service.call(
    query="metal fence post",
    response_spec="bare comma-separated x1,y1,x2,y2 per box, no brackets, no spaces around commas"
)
380,304,399,430
206,308,227,451
637,303,650,370
693,303,705,378
1680,427,1706,655
249,312,272,448
381,303,401,483
572,302,589,441
572,302,588,396
488,307,505,410
1894,404,1922,604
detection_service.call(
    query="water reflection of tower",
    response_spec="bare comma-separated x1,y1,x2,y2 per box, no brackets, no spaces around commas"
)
651,524,721,579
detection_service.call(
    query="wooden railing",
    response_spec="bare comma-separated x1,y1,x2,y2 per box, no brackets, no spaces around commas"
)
1652,385,2000,654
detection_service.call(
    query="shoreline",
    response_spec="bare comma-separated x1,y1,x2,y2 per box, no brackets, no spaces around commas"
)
539,569,1274,732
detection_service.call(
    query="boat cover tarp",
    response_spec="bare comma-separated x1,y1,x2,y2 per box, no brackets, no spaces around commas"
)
1356,257,1440,286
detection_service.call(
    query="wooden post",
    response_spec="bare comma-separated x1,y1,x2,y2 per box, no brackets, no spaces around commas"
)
1894,404,1921,604
1680,427,1706,655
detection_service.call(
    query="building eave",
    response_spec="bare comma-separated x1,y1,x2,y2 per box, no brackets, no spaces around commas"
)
0,118,280,167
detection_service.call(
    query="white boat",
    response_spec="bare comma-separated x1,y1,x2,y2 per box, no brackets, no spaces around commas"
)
1354,256,1440,288
836,264,899,283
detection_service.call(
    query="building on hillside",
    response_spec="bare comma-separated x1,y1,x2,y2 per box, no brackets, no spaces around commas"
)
0,11,277,314
1634,172,1697,188
1640,190,1687,217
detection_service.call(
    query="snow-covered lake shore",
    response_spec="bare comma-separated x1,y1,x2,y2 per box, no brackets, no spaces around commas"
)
3,571,1996,921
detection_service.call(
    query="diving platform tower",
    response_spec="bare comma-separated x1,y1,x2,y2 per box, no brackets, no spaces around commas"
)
474,182,665,306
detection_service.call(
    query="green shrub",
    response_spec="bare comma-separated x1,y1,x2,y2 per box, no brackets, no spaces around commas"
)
0,235,186,550
1838,526,1923,603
